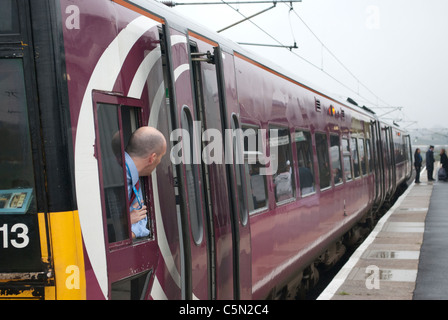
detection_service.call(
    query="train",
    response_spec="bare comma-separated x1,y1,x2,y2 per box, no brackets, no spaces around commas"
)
0,0,412,300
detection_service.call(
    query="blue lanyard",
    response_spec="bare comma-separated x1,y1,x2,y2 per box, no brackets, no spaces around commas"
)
125,162,143,210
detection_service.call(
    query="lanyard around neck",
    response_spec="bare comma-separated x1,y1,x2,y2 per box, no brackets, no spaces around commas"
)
125,162,143,210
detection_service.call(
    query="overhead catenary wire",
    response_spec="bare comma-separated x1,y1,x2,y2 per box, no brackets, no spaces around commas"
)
219,0,381,107
284,3,395,111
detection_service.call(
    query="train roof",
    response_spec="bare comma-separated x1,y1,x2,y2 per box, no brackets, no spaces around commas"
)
130,0,404,131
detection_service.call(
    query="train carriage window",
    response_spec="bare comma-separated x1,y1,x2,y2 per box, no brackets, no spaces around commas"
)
181,108,204,245
295,130,315,196
242,125,268,213
231,116,248,225
351,137,360,178
316,133,331,190
366,139,372,173
359,138,367,175
270,126,295,203
342,138,353,181
330,135,343,185
0,59,37,215
0,0,20,34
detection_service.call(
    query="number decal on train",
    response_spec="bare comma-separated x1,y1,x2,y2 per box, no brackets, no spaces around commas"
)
0,223,30,249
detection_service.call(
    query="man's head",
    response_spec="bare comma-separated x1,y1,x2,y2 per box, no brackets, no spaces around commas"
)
126,126,167,176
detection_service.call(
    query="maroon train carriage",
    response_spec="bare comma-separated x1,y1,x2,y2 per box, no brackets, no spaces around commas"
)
0,0,412,300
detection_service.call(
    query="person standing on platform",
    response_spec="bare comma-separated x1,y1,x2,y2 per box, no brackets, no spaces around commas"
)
414,148,422,183
426,145,435,181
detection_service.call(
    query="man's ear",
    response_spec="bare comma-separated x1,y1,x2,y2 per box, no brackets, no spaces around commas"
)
148,152,157,165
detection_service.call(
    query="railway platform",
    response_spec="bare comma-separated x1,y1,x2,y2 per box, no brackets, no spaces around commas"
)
318,165,448,300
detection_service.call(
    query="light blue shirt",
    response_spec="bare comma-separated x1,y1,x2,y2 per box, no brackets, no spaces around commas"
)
125,152,150,238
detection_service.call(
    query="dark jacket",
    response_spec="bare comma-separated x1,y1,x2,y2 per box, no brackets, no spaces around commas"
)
426,149,435,168
441,153,448,171
414,152,422,167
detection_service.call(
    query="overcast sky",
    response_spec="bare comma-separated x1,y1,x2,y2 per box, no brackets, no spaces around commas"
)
168,0,448,129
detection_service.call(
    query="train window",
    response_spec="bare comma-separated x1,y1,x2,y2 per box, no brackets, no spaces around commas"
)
295,130,315,196
330,135,343,185
96,103,142,244
270,126,295,203
242,125,268,213
351,137,360,178
366,139,373,173
315,133,331,190
0,59,37,215
231,116,248,225
342,138,353,181
181,108,204,245
359,138,367,175
0,0,20,34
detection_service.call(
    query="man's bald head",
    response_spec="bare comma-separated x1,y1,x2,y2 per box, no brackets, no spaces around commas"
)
126,126,166,160
126,127,167,176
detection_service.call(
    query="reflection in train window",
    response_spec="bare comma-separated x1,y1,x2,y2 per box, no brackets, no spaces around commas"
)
330,135,343,185
351,137,360,178
295,130,315,196
181,108,204,245
342,138,353,181
359,138,367,175
316,133,331,190
181,108,204,244
231,116,248,225
0,59,36,214
270,126,295,203
242,125,268,213
366,139,373,173
0,0,20,34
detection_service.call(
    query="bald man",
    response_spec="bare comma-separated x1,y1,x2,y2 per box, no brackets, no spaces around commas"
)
125,127,167,239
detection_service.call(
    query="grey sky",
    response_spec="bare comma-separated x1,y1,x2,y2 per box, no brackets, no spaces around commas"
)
170,0,448,129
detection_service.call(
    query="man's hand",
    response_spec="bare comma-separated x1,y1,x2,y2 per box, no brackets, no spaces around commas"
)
130,204,147,224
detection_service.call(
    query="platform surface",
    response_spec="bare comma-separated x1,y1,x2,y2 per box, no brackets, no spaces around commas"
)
318,166,447,300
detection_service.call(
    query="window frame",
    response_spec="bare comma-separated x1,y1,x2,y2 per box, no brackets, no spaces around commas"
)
92,92,157,250
241,122,269,215
342,137,353,182
330,134,343,186
295,129,316,197
315,132,331,191
180,106,205,245
269,124,296,205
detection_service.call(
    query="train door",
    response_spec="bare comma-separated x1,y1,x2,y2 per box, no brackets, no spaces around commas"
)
370,121,384,207
92,93,159,300
215,47,252,299
176,32,235,299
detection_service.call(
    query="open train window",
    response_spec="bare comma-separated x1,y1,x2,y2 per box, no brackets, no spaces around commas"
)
94,100,154,246
242,125,268,213
295,130,315,196
330,135,343,185
315,133,331,190
270,125,295,203
342,138,353,181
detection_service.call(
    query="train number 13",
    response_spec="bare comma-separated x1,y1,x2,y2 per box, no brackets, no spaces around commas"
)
0,223,30,249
